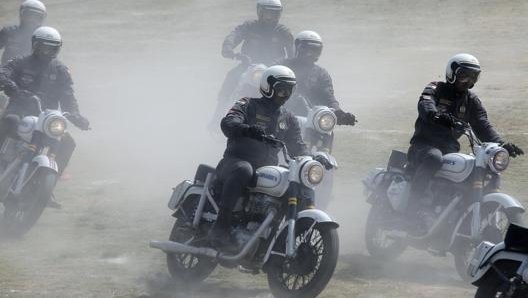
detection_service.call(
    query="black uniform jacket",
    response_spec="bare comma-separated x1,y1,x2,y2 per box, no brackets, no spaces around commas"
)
0,55,81,115
279,57,340,114
221,97,309,169
0,25,33,65
410,81,502,153
222,20,293,65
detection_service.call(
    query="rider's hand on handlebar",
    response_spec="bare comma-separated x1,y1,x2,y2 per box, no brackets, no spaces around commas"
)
432,112,456,128
335,110,357,126
67,113,91,130
313,154,333,170
502,142,524,158
245,125,267,141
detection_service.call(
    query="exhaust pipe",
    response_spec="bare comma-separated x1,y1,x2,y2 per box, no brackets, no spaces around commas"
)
150,209,276,262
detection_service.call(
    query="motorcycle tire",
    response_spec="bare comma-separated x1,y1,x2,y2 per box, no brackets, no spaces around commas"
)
2,169,56,237
266,218,339,298
365,204,407,261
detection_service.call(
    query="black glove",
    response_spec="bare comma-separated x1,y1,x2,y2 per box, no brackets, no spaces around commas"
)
502,142,524,158
245,125,266,141
2,81,19,97
334,109,357,126
432,112,455,128
313,154,333,170
67,113,90,130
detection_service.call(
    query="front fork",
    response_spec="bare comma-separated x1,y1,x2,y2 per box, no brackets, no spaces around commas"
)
470,168,485,241
286,196,297,258
12,144,38,196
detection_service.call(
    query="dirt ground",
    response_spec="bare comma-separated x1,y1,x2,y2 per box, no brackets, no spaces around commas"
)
0,0,527,297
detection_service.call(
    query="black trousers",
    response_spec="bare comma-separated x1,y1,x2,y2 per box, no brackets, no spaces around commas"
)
406,143,444,213
214,155,254,228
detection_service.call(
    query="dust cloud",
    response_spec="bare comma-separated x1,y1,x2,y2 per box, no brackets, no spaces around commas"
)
1,0,527,297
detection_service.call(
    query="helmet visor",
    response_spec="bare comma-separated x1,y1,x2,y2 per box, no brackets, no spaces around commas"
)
297,42,322,59
21,9,45,26
274,82,296,98
259,7,282,24
456,68,480,84
35,41,60,59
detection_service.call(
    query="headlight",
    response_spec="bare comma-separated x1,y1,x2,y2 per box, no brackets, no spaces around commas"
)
308,164,324,185
313,110,337,134
489,149,509,173
44,117,67,138
318,113,336,132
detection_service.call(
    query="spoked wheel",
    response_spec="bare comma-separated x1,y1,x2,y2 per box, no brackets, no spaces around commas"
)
166,218,217,283
266,218,339,298
365,204,407,261
452,202,524,281
474,260,527,298
2,169,56,237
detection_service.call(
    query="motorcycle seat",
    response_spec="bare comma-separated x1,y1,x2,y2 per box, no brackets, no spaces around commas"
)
194,164,216,184
504,223,528,252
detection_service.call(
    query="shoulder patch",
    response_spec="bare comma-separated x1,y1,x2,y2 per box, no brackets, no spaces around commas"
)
236,97,250,105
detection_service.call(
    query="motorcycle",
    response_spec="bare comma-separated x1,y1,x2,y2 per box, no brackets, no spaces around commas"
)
469,223,528,297
362,119,525,280
150,135,339,298
290,95,338,210
0,94,71,236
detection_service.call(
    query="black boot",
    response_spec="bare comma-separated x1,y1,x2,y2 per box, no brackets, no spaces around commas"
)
207,222,235,250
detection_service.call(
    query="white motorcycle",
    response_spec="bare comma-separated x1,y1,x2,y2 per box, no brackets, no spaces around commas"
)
150,135,339,298
469,223,528,297
363,120,525,280
0,95,70,236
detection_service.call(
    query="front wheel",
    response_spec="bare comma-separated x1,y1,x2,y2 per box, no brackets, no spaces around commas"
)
2,169,57,236
452,202,524,281
266,218,339,298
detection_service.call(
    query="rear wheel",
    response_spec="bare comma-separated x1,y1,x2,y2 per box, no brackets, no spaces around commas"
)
3,169,56,237
166,195,217,283
365,204,407,261
266,218,339,298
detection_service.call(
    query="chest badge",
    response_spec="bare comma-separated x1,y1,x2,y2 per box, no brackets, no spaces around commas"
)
279,121,288,130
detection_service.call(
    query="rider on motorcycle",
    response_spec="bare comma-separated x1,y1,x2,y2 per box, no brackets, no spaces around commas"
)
216,0,294,107
278,30,356,125
209,65,328,248
406,53,524,233
0,26,90,177
0,0,47,65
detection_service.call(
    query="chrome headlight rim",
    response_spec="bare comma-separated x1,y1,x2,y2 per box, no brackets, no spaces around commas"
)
44,115,67,138
300,160,324,187
313,110,337,134
489,148,510,173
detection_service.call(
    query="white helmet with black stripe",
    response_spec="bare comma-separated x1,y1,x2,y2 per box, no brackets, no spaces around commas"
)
32,26,62,60
257,0,283,26
445,53,481,84
20,0,47,28
259,65,296,100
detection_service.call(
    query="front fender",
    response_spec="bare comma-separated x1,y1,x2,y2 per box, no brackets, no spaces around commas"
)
471,249,526,286
32,155,58,173
483,193,525,214
297,209,340,229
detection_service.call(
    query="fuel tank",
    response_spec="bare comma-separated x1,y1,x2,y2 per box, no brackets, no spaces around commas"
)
435,152,475,183
250,166,290,197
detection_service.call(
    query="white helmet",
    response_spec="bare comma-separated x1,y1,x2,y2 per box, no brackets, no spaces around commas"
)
20,0,47,24
32,26,62,59
257,0,282,26
294,30,323,61
259,65,296,99
445,53,481,84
